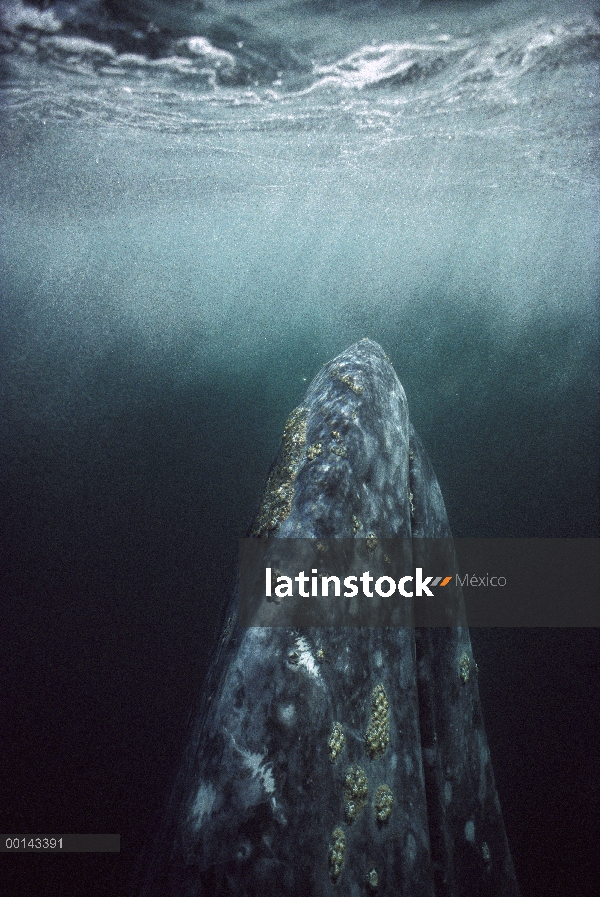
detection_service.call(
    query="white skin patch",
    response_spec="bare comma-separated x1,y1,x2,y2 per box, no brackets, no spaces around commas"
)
405,831,417,866
444,781,452,805
278,703,296,726
293,637,321,679
191,783,216,827
261,765,275,795
478,729,489,803
233,740,276,795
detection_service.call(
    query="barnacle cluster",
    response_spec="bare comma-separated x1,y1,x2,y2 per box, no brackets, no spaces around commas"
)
329,827,346,880
374,784,394,823
338,371,364,395
459,652,471,684
251,406,307,535
366,533,378,552
352,515,360,535
365,684,390,759
328,722,345,763
306,442,322,461
344,765,368,822
366,867,379,890
331,443,348,458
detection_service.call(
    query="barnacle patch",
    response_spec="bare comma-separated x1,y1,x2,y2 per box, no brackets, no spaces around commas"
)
329,827,346,880
328,722,345,762
251,406,307,535
459,652,471,684
366,867,379,890
365,684,390,759
374,784,394,822
352,515,360,535
331,443,348,458
339,373,364,395
344,765,368,821
306,442,322,461
366,533,378,551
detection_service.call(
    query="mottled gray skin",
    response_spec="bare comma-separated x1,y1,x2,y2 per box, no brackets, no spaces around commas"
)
141,340,519,897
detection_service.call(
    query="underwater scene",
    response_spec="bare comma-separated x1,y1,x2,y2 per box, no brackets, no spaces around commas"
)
1,0,599,894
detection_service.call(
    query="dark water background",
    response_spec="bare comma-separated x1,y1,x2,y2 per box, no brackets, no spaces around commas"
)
1,0,599,894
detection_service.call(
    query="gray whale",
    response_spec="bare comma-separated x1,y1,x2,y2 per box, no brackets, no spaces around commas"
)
141,339,519,896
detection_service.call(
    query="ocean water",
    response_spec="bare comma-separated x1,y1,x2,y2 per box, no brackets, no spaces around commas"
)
0,1,598,895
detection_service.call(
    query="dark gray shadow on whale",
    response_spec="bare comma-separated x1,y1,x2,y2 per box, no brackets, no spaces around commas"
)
139,338,519,896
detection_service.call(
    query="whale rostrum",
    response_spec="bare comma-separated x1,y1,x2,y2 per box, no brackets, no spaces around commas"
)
141,339,519,897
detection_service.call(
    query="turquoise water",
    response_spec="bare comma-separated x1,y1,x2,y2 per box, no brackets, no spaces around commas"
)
1,1,598,895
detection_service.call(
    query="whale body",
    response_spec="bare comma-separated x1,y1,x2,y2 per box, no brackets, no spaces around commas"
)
141,339,519,897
